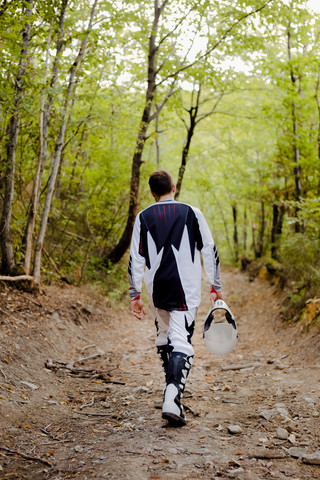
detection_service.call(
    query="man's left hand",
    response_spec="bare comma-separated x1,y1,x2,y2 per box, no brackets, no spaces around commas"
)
210,290,224,307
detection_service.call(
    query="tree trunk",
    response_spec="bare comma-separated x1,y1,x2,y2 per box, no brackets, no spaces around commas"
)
255,201,265,259
106,123,151,265
287,25,303,232
0,0,33,274
174,107,198,201
155,105,161,167
41,0,69,189
271,203,285,260
24,23,52,274
232,203,239,263
240,206,250,270
106,0,168,265
174,84,201,200
174,86,224,201
252,223,257,258
291,102,302,201
24,0,69,274
213,191,234,263
33,0,98,286
243,207,247,252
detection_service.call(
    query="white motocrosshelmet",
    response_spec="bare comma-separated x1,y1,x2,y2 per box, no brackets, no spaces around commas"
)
203,299,238,355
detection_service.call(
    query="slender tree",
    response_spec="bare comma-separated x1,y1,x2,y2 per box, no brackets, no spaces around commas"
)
24,0,69,274
232,203,239,263
174,82,224,200
287,23,302,203
271,202,285,260
23,22,53,274
33,0,98,286
0,0,33,274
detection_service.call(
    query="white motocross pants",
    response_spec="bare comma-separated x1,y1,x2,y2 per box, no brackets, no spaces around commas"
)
151,306,197,357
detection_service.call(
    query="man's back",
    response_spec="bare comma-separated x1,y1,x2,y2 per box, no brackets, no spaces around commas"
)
130,200,210,311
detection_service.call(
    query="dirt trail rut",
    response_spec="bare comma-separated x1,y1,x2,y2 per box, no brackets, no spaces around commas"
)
0,267,319,479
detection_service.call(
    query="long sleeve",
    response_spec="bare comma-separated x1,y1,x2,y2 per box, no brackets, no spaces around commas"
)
193,207,222,292
128,213,146,300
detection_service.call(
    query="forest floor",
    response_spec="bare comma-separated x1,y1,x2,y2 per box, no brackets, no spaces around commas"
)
0,267,319,480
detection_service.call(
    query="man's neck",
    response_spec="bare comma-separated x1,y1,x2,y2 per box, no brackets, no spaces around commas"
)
157,192,175,202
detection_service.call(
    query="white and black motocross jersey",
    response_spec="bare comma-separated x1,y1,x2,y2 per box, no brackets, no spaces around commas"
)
128,200,222,311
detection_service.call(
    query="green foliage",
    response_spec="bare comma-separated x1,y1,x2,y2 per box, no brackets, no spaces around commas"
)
0,0,320,320
85,256,129,307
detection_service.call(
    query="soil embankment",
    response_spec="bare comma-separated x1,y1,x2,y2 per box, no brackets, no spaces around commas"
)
0,267,319,479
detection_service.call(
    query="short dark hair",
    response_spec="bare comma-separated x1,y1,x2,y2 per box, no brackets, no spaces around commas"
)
149,170,174,196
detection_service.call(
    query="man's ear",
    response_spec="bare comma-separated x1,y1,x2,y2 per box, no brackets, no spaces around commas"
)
172,184,176,193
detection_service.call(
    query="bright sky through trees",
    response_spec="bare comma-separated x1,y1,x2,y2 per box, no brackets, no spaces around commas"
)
307,0,320,12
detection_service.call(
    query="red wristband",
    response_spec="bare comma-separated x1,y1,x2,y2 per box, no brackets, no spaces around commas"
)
132,294,140,301
210,286,218,294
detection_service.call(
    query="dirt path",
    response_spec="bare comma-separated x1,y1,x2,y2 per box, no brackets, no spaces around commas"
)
0,267,319,479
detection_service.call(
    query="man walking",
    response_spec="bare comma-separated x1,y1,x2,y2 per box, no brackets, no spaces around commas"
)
129,169,223,425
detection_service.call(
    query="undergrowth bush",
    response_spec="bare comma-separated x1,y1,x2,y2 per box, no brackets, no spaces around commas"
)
280,233,320,319
84,256,129,307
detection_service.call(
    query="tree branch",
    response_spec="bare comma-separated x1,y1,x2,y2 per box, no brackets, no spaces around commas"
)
195,91,225,124
155,41,177,75
0,446,52,467
0,275,33,282
158,3,196,48
0,0,8,16
149,80,178,122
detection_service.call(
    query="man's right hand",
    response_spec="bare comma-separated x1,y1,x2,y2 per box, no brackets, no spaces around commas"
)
131,298,147,320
